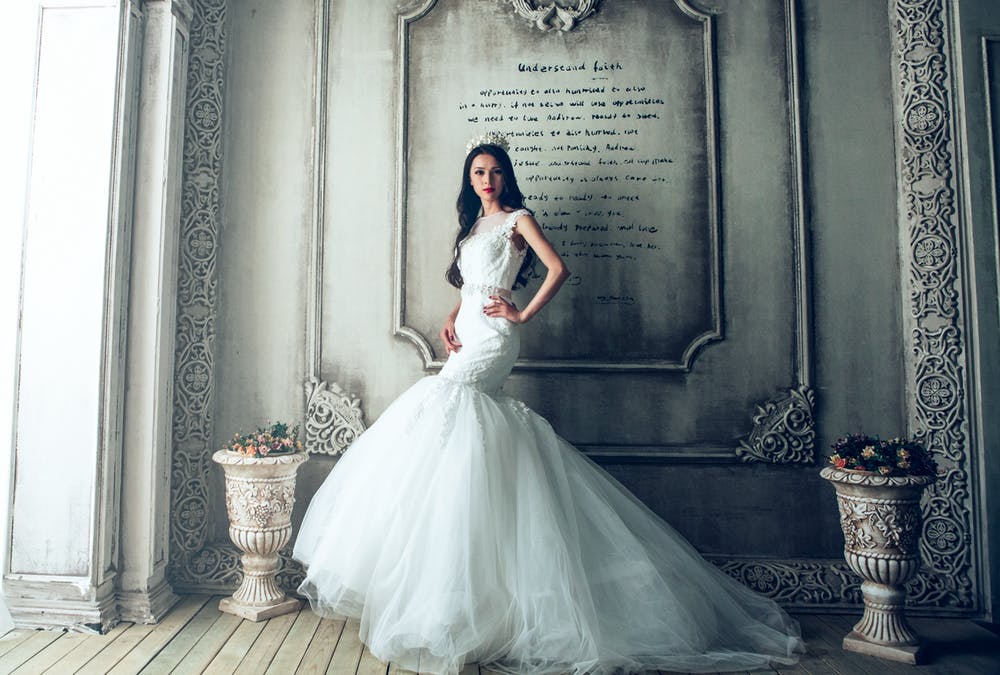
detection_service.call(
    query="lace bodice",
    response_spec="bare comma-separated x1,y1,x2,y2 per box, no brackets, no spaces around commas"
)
458,209,528,294
438,208,529,394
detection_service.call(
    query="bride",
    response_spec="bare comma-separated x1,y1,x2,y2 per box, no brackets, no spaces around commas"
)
293,133,805,674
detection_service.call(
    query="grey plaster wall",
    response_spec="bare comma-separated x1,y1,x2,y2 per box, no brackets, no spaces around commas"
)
212,0,907,569
212,0,315,538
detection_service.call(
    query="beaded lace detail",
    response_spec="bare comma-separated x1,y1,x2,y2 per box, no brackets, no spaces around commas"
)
458,209,528,296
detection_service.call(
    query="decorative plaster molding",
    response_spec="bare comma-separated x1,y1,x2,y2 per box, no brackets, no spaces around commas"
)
4,589,120,633
304,377,367,456
168,0,980,618
301,0,367,459
168,0,228,589
395,0,725,373
712,558,861,606
117,579,179,624
508,0,601,32
736,385,815,464
888,0,977,611
306,0,330,378
713,556,971,616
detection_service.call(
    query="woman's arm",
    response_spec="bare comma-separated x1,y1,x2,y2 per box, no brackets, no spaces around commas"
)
441,299,463,353
484,213,569,323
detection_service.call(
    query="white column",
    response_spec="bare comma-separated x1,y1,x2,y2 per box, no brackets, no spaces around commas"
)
5,0,142,630
117,0,192,623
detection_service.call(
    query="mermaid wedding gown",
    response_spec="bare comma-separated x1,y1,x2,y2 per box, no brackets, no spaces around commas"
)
293,209,804,674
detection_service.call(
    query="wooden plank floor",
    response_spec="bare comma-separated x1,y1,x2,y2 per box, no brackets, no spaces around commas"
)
0,595,997,674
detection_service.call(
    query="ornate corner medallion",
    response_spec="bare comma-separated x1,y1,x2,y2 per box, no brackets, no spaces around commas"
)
507,0,601,31
736,385,816,464
304,377,367,456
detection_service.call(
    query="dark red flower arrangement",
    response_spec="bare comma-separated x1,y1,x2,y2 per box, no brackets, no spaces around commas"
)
828,433,938,476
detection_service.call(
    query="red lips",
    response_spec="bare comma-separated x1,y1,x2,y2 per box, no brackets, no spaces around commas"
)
483,187,494,193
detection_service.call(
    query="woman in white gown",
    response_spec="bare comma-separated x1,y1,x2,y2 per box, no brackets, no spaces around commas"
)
293,135,805,674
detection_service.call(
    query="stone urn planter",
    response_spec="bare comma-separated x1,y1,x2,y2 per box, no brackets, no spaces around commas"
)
213,449,309,621
820,466,936,664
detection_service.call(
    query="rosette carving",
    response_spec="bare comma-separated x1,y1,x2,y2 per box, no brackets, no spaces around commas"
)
888,0,976,611
304,376,367,456
713,558,860,605
736,385,815,464
169,0,230,588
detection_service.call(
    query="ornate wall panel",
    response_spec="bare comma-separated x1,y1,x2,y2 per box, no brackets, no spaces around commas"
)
885,0,978,612
170,0,331,592
168,0,230,589
385,0,815,464
168,0,982,615
397,0,725,370
720,0,982,616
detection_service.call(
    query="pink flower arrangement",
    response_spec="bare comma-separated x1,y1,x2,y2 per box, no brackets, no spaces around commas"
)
224,421,302,457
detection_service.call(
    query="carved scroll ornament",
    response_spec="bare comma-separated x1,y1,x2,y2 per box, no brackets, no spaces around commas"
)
304,376,367,456
508,0,600,31
888,0,975,610
736,385,815,464
169,0,227,586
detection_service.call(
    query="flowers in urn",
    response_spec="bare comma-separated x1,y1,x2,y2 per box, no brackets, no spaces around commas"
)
822,433,939,662
214,419,309,621
223,421,303,457
828,434,937,476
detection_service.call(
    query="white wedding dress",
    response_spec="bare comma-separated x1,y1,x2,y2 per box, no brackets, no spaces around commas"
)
293,210,804,674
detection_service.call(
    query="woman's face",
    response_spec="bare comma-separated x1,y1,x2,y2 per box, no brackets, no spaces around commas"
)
469,153,505,204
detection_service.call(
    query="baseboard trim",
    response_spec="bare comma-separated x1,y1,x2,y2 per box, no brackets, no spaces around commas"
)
5,580,119,633
117,578,180,624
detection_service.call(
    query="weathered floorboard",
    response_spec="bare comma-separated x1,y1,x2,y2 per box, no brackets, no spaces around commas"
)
264,608,322,674
169,610,243,674
356,644,389,675
295,616,346,675
73,595,205,675
231,611,297,675
0,599,997,675
325,618,364,675
201,617,267,675
104,595,212,675
911,614,1000,674
43,621,133,673
772,615,841,675
139,596,227,673
0,631,34,661
0,630,62,674
9,630,90,674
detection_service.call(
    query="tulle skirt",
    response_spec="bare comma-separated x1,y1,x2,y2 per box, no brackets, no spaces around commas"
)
293,374,803,674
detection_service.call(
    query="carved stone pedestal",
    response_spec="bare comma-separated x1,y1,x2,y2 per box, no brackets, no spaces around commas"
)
212,450,309,621
820,467,935,664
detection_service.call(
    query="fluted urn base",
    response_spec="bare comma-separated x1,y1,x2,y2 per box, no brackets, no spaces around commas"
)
219,595,302,622
841,581,922,663
843,630,922,664
213,449,309,623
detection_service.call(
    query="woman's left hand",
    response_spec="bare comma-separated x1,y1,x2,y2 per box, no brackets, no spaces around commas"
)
483,295,523,323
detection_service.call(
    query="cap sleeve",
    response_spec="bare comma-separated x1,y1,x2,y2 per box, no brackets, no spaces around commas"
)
504,209,529,236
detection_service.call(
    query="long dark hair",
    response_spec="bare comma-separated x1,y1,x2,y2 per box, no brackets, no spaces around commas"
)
446,144,537,289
